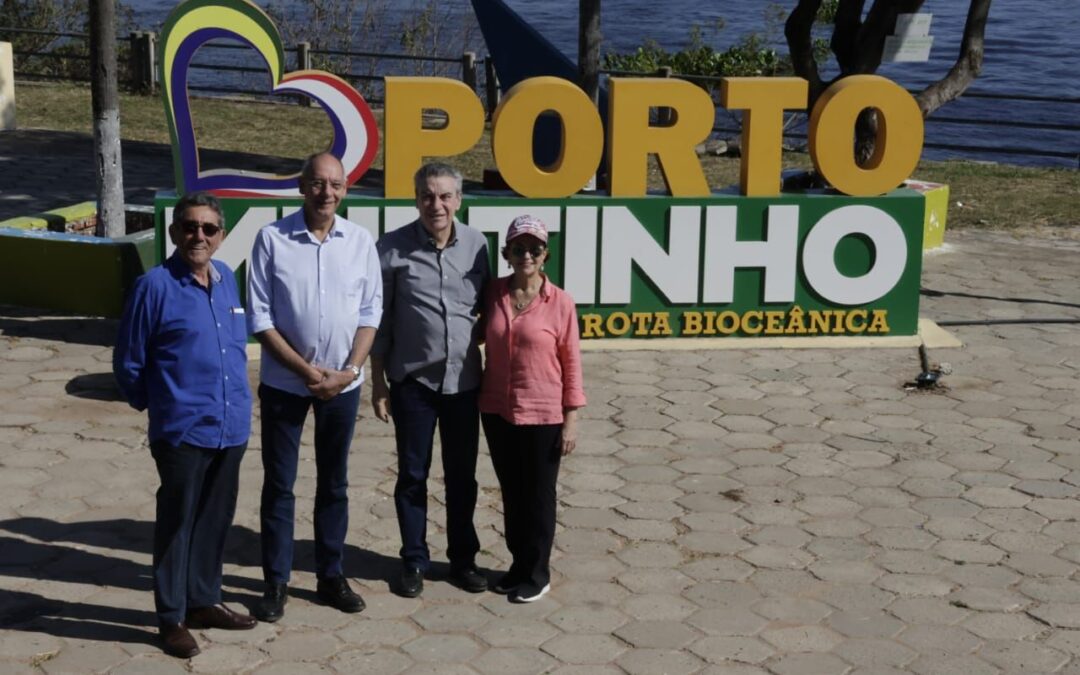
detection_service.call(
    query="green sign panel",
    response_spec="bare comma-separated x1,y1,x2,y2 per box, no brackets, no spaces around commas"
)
155,189,924,339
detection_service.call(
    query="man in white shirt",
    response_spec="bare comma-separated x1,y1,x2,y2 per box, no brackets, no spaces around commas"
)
247,152,382,622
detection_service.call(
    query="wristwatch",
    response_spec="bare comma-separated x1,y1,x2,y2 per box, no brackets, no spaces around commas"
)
346,365,361,381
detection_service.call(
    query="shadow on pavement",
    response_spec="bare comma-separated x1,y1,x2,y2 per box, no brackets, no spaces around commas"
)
65,373,125,402
0,589,157,647
0,517,402,630
0,308,117,347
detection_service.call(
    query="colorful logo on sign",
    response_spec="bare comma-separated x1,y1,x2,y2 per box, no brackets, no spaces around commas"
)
159,0,378,196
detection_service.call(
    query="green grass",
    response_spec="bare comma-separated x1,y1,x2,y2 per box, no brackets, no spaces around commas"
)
14,81,1079,230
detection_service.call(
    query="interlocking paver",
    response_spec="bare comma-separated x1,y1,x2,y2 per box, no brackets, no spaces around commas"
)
2,224,1080,673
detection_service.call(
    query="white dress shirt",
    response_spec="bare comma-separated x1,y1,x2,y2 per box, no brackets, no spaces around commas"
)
248,210,382,397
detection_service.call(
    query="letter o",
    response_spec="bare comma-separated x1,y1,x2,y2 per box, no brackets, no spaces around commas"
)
803,205,907,305
809,75,923,196
492,77,604,198
606,312,631,336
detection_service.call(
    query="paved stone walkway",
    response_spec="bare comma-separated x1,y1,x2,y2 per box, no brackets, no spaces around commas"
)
1,227,1079,674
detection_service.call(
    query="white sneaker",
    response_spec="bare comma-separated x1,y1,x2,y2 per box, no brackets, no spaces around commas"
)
511,583,550,603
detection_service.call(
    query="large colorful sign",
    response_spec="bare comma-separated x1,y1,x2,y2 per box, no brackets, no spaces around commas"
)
156,0,928,340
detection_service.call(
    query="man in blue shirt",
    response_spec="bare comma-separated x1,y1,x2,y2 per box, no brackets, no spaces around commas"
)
114,192,256,659
247,152,382,622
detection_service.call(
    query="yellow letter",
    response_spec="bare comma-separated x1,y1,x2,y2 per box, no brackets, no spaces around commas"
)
701,311,718,336
682,311,703,336
581,313,604,338
764,310,785,335
606,312,631,336
607,78,714,196
785,305,807,335
808,310,831,334
631,312,653,336
716,311,740,335
809,75,924,196
651,312,673,336
491,77,603,198
721,77,808,196
831,310,847,333
743,310,763,335
845,309,868,333
869,309,890,333
384,77,485,198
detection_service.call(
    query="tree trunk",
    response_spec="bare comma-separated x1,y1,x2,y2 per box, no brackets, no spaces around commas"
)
916,0,992,116
89,0,125,238
578,0,601,105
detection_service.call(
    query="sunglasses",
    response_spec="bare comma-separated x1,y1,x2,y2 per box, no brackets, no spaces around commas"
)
510,244,546,258
178,220,223,237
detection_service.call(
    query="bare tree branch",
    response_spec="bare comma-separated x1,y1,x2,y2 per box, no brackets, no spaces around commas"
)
916,0,992,116
784,0,825,100
830,0,865,72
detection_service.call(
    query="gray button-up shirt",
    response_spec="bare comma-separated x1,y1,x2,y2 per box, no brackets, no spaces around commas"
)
372,219,490,394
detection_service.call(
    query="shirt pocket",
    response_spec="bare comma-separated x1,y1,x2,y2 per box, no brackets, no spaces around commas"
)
230,308,248,343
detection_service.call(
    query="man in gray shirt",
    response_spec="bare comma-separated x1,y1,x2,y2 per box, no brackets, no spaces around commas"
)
371,162,490,597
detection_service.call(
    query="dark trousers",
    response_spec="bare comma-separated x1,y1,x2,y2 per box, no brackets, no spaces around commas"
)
481,413,562,589
150,440,246,626
259,383,360,584
390,377,480,570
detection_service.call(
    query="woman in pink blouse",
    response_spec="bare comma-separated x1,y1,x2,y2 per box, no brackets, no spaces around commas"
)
479,214,586,603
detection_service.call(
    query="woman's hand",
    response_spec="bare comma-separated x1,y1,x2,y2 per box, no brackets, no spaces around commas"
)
560,408,579,455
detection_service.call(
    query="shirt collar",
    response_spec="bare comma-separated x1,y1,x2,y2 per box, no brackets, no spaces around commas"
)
291,209,345,242
413,219,459,249
167,253,222,287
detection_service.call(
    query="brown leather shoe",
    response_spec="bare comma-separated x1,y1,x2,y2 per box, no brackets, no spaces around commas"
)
159,622,200,658
186,603,257,630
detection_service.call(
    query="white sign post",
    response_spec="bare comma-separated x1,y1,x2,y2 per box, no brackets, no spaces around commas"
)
884,13,934,63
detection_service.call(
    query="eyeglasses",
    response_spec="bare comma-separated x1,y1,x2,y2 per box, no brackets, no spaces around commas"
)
305,179,345,192
178,220,222,237
510,244,546,258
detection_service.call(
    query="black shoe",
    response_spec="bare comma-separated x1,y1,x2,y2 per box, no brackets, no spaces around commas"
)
254,582,288,623
159,622,200,658
316,576,366,613
450,564,487,593
491,571,521,595
397,566,424,598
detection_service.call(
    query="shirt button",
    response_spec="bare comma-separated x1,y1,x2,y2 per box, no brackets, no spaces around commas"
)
221,349,226,353
224,376,229,380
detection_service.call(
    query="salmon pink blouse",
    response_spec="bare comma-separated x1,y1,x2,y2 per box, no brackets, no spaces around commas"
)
479,275,586,425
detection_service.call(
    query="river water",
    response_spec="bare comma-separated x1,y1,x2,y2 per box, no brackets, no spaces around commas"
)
129,0,1079,168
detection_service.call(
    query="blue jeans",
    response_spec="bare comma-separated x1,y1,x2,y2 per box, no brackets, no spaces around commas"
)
390,377,480,570
150,441,246,625
259,383,360,583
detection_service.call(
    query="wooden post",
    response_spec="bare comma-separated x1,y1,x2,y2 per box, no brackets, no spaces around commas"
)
129,31,157,92
90,0,125,238
297,42,312,106
461,51,477,92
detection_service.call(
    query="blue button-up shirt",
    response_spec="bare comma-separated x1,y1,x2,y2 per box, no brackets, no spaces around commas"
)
247,210,383,397
113,255,252,449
